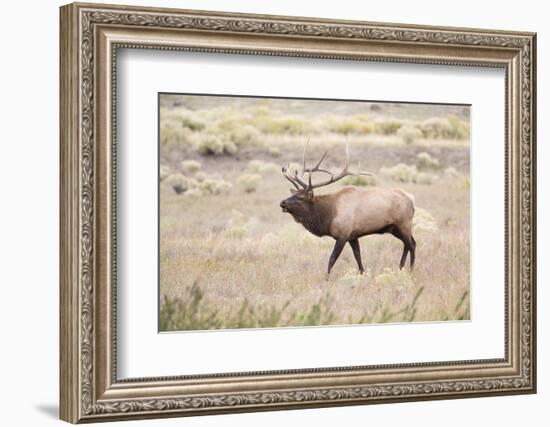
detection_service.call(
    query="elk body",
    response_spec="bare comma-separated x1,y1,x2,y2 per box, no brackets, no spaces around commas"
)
280,144,416,278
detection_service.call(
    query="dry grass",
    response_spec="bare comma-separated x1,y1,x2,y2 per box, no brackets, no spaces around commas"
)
159,95,470,331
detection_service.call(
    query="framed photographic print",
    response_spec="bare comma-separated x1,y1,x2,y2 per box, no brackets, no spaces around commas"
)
60,2,537,423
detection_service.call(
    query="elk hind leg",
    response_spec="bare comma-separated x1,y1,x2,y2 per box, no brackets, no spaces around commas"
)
399,245,409,270
409,236,416,270
349,238,365,274
390,227,410,270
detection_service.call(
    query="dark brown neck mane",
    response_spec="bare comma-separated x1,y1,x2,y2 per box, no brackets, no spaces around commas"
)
291,195,334,237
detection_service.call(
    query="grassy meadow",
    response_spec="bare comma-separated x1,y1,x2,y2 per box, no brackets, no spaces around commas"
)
159,95,471,331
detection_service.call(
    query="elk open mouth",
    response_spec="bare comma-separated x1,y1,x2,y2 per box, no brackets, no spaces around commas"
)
281,207,288,213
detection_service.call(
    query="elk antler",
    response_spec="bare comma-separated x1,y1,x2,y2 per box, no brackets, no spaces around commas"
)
305,144,374,190
281,139,312,190
282,164,307,190
299,139,331,178
281,165,301,190
281,141,373,191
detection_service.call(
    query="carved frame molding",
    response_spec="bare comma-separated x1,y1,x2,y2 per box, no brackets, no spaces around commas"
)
60,2,536,423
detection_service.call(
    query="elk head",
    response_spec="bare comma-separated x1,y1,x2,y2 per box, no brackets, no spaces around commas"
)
279,141,373,218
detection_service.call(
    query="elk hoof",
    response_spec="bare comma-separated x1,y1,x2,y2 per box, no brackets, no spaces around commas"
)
324,272,330,281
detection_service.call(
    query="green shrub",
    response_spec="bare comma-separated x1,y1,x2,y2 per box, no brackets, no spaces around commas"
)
180,114,206,131
224,141,238,155
159,282,435,331
164,173,189,195
358,284,424,324
237,174,262,193
160,284,222,331
340,174,377,186
258,162,279,174
413,207,438,233
224,225,248,239
412,172,436,185
448,115,470,139
375,268,416,289
444,166,459,178
441,291,470,321
214,113,248,131
420,117,451,139
254,115,313,135
338,269,372,289
159,283,335,331
195,134,223,155
252,105,272,118
373,118,403,135
194,171,207,182
276,222,322,247
246,160,265,174
161,109,206,130
229,124,262,146
353,113,372,122
380,163,418,183
200,178,233,195
267,146,282,158
160,123,194,146
381,162,436,185
416,152,440,170
159,164,171,181
180,160,201,174
246,160,279,175
327,116,373,135
226,209,246,225
183,188,203,198
397,125,423,144
224,210,252,238
195,134,237,156
420,116,468,140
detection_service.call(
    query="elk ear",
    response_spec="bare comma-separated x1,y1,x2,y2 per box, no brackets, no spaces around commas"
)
306,189,314,200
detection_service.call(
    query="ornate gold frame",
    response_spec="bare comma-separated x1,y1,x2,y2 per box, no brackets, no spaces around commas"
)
59,2,537,423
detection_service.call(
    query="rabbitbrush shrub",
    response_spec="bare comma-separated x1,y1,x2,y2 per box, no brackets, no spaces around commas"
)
237,174,262,193
397,125,423,144
180,160,201,174
164,173,189,195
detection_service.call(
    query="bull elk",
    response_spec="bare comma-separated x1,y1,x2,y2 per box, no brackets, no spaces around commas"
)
280,143,416,278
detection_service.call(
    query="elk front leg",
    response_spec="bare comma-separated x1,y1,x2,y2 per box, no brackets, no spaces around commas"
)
348,238,365,274
326,239,347,280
